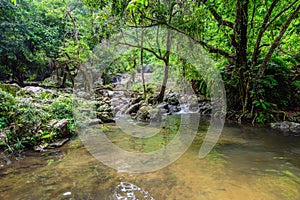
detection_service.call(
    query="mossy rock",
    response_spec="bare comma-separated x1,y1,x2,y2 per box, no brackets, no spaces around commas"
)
0,83,21,96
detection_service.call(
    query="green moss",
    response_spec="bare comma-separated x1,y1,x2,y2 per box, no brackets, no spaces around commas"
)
0,83,20,96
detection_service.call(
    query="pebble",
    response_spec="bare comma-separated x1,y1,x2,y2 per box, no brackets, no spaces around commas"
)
63,192,72,196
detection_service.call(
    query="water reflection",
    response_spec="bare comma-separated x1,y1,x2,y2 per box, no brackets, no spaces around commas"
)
0,117,300,200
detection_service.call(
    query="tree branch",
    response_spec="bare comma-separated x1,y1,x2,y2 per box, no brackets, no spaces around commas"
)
258,4,300,78
143,16,235,63
117,42,163,60
197,0,234,28
251,0,280,68
266,0,299,29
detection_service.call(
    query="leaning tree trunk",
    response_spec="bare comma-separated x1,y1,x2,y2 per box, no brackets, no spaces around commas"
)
156,30,171,103
140,29,146,98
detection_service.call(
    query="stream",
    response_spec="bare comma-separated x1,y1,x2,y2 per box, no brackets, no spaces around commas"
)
1,115,300,200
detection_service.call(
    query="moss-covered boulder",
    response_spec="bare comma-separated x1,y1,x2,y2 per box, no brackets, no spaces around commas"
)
0,83,21,96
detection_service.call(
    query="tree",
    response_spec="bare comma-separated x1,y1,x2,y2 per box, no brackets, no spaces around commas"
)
0,0,66,85
115,0,300,121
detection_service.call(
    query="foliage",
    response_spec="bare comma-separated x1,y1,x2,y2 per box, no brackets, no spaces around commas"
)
0,88,76,153
1,0,300,123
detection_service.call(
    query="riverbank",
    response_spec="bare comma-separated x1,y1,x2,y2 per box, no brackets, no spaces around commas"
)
1,83,299,155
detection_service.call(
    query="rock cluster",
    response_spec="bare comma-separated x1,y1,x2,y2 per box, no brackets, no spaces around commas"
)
93,88,213,123
271,121,300,135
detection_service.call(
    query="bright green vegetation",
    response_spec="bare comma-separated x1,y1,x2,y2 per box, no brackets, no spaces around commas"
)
1,0,299,123
0,0,300,154
0,87,76,153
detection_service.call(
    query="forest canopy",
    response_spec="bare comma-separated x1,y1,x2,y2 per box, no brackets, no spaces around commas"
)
1,0,300,123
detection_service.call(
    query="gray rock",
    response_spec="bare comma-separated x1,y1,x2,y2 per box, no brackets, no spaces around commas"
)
290,122,300,133
149,108,164,121
89,118,102,125
270,121,300,134
47,119,69,137
167,105,181,114
54,119,69,130
270,121,290,131
112,182,154,200
24,86,46,94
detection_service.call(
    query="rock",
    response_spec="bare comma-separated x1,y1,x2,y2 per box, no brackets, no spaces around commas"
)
290,122,300,133
112,182,154,200
75,91,92,99
0,130,7,143
48,138,69,148
97,104,111,112
97,112,114,123
165,92,180,105
0,83,21,96
157,102,168,110
149,108,164,121
22,86,58,98
270,121,290,131
130,96,143,105
63,192,72,196
24,86,46,94
270,121,300,134
107,90,114,97
125,102,143,115
89,118,102,125
136,105,152,121
47,119,69,137
199,102,212,115
54,119,68,130
167,105,181,114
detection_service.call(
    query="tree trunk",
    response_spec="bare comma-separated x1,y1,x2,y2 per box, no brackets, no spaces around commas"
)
234,0,249,115
156,30,171,103
140,29,146,97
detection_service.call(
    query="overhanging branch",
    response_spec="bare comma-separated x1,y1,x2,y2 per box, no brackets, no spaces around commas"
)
197,0,234,29
258,4,300,78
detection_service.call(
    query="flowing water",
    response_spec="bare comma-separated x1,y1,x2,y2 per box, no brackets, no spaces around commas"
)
1,115,300,200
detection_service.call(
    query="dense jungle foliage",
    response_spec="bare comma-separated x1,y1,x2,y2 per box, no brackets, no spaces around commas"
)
0,0,299,132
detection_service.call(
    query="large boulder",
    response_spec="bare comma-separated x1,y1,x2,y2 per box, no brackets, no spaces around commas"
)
136,105,152,121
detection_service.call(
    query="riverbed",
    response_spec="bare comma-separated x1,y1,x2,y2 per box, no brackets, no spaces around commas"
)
1,116,300,200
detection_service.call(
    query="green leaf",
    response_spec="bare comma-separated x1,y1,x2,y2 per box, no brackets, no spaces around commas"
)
261,102,267,110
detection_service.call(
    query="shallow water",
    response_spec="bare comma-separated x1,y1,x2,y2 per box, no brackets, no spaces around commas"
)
1,116,300,200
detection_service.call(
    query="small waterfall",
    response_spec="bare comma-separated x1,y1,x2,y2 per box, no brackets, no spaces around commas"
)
177,102,199,114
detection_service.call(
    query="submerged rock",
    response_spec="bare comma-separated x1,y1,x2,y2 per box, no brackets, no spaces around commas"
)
112,182,154,200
